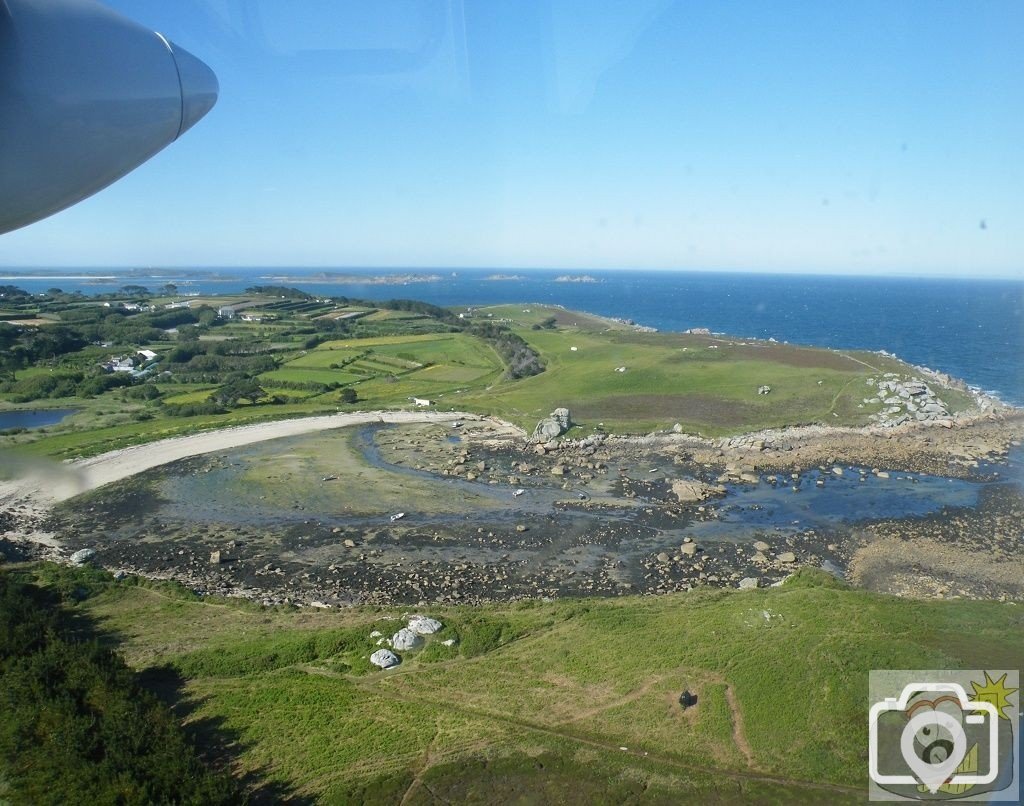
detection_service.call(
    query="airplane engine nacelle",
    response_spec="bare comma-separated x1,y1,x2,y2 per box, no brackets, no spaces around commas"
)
0,0,218,234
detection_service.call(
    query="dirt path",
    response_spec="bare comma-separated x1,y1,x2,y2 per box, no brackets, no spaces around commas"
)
725,684,757,769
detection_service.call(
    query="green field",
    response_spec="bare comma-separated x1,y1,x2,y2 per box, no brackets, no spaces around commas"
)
42,567,1021,803
258,332,506,406
3,301,981,460
454,305,972,435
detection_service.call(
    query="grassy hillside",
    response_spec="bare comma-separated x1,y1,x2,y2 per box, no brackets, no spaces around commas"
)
456,305,975,435
33,565,1022,803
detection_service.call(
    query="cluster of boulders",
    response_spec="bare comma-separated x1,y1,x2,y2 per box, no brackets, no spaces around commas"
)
864,375,952,427
369,614,444,668
531,407,573,442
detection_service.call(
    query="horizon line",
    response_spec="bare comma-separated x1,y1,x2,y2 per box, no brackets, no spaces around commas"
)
1,264,1022,282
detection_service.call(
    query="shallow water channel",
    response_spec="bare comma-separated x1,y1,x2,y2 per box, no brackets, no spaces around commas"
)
66,424,1022,599
153,424,1018,543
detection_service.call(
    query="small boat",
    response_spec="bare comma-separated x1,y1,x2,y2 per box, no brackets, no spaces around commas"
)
389,512,406,522
512,489,525,498
451,421,464,428
322,475,337,482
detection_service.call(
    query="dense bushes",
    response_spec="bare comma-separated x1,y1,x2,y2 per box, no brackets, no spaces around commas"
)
466,322,544,379
0,571,240,804
162,400,227,417
0,370,135,402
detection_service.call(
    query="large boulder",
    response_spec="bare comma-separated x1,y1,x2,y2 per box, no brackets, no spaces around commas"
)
391,628,423,651
531,407,572,442
407,615,443,635
70,548,96,565
370,649,400,669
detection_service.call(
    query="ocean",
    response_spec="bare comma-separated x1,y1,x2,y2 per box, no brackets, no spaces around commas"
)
4,268,1022,405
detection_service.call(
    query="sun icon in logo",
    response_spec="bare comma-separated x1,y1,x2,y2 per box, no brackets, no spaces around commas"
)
970,671,1018,721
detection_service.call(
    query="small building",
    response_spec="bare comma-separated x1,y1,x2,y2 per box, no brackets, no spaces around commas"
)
164,300,191,310
136,349,158,361
218,306,236,319
412,397,433,407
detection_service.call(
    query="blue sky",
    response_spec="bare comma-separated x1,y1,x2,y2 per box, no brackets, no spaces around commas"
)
2,0,1022,277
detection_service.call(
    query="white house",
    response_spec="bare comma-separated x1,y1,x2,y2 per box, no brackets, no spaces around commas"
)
136,349,158,361
218,306,236,319
412,397,433,407
103,356,135,372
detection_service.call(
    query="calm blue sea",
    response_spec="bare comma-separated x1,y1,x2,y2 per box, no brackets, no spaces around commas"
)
5,268,1022,405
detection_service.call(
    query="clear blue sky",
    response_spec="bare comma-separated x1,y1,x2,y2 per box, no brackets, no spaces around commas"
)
2,0,1022,277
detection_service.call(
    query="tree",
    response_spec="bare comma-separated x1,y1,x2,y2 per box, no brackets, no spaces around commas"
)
162,283,178,295
340,387,358,404
210,378,265,407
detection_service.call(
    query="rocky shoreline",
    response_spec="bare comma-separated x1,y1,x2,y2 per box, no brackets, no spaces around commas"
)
2,405,1022,608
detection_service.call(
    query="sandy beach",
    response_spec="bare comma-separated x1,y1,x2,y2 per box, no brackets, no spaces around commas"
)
0,410,517,514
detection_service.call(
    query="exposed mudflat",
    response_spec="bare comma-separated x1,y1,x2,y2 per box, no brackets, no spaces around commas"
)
33,416,1024,606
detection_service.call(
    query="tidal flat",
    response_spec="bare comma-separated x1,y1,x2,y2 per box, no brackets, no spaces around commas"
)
47,420,1024,606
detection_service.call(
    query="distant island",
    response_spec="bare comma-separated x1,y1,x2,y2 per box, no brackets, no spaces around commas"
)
484,274,526,281
554,274,600,283
258,272,443,285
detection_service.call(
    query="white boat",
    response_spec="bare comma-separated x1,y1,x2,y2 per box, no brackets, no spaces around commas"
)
389,512,406,522
512,489,525,498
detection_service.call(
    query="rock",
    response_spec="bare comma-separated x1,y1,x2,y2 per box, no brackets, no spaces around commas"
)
370,649,400,669
757,385,771,395
777,551,797,563
441,638,457,647
516,524,528,532
670,479,726,503
656,552,670,564
680,543,697,556
70,548,96,565
343,538,357,548
531,407,573,442
209,550,223,565
407,615,443,635
551,465,567,476
738,577,759,590
753,540,770,552
391,628,423,651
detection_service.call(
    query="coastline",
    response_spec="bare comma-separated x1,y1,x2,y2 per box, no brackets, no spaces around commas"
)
3,403,1022,605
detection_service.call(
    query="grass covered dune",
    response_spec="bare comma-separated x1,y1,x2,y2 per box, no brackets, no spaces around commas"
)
26,564,1020,804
